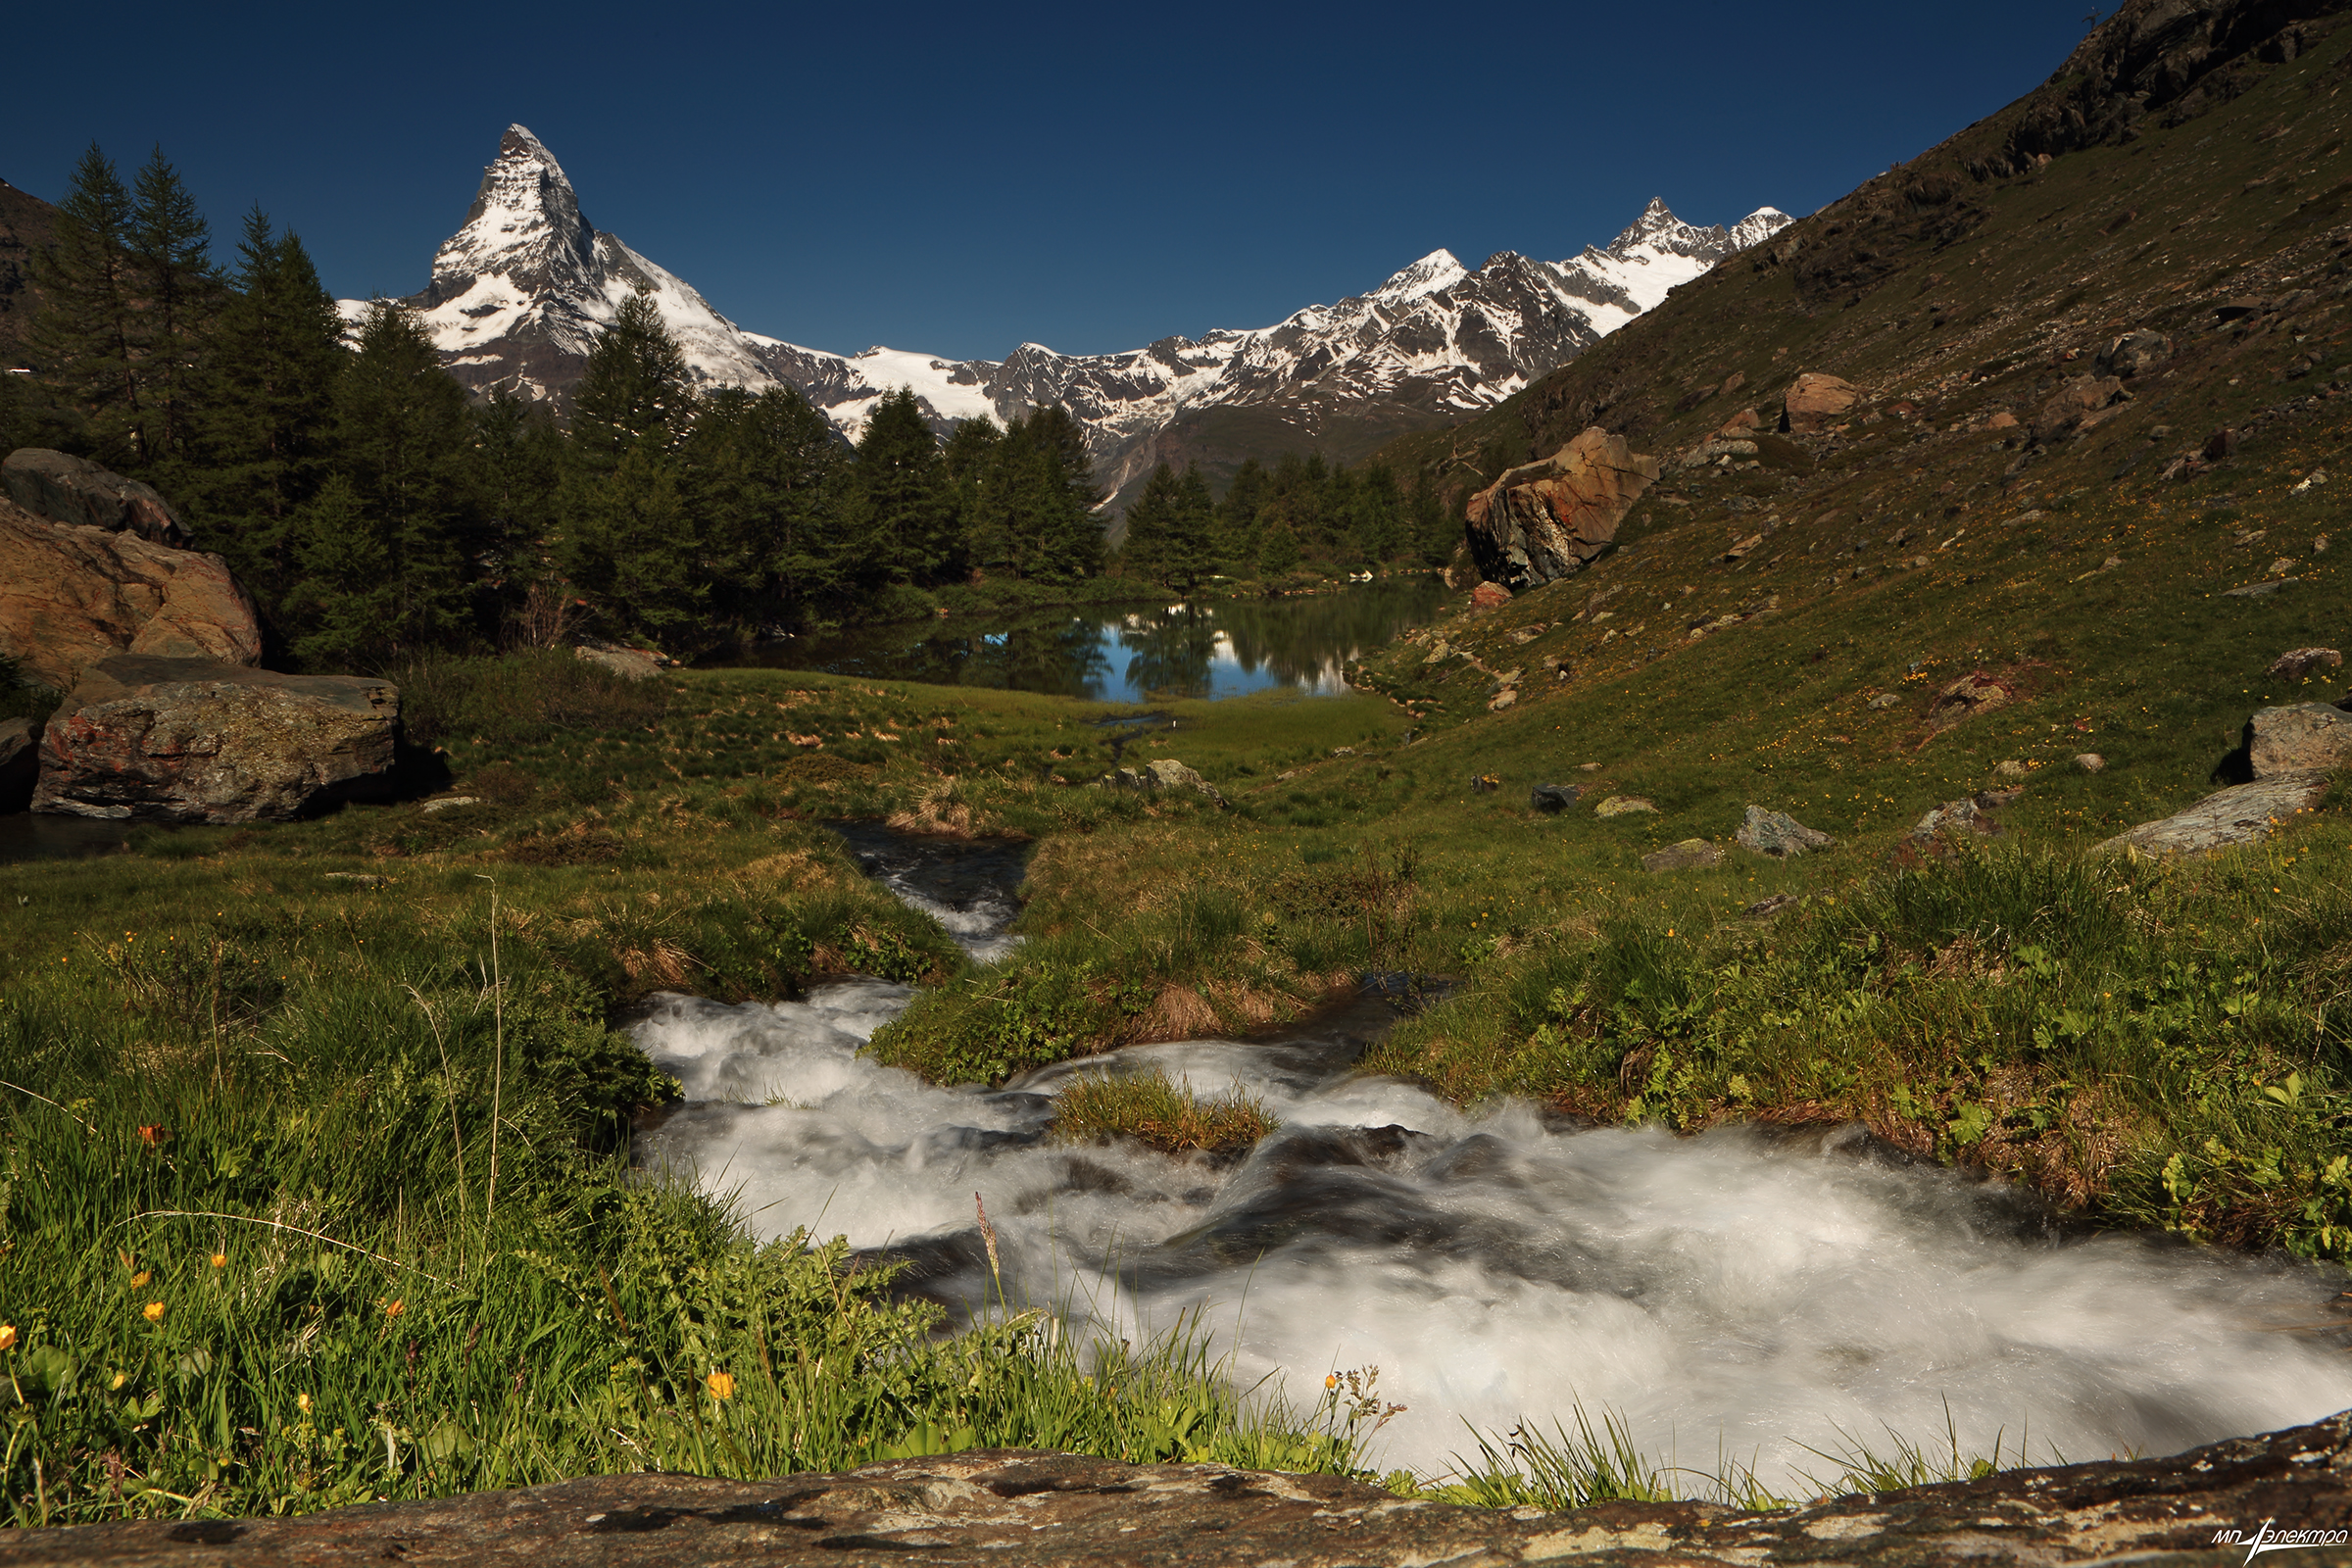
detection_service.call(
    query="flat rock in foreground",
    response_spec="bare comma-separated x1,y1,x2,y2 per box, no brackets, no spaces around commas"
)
4,1413,2348,1566
2094,771,2332,858
33,655,399,824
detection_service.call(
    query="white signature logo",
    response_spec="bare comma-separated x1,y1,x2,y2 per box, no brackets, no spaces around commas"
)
2214,1520,2352,1562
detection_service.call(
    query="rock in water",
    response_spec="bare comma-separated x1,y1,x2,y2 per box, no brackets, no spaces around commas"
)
1781,371,1860,432
1642,838,1722,872
0,714,35,811
1,448,189,545
1734,805,1837,858
0,497,262,690
1463,427,1660,591
33,656,399,824
2247,704,2352,779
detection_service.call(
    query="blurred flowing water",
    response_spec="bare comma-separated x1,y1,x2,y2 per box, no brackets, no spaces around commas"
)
628,828,2352,1485
703,579,1446,703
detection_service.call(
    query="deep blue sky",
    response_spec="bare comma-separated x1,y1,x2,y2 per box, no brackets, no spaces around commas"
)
8,1,2102,363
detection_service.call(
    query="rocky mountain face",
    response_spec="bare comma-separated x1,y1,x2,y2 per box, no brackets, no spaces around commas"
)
361,125,1788,504
0,175,57,368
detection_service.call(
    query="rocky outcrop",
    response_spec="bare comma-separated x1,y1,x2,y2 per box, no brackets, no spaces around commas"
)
1463,427,1660,591
33,656,399,824
2248,704,2352,778
1529,783,1579,812
1780,371,1859,433
2095,329,2173,379
1642,837,1722,872
0,498,262,690
1104,758,1225,807
1926,670,2015,730
0,715,34,812
15,1412,2351,1567
2095,772,2330,857
1735,806,1837,858
1,448,189,545
2031,375,2131,444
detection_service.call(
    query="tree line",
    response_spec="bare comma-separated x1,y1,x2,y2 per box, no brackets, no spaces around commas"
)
4,143,1457,671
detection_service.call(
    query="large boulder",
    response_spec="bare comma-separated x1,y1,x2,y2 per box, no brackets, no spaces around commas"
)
1781,371,1859,433
0,496,262,690
2030,375,2131,444
1104,757,1225,807
1463,427,1660,591
2247,703,2352,778
2,447,189,545
33,655,399,824
2094,329,2173,379
1735,805,1837,858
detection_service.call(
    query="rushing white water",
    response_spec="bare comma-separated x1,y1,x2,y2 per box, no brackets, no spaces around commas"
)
627,834,2352,1488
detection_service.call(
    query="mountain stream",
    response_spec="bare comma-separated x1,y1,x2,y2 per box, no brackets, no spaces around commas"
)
629,828,2352,1487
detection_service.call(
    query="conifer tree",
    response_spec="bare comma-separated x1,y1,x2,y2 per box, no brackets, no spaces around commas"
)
851,388,956,585
572,289,692,466
1120,463,1179,584
27,144,141,462
1166,466,1218,593
942,415,1009,574
128,147,215,469
559,441,702,641
182,209,346,612
291,299,473,662
685,384,847,623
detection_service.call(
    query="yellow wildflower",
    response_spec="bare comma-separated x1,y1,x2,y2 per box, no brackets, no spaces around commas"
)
705,1371,735,1401
129,1270,152,1288
210,1252,227,1269
143,1301,166,1322
0,1324,16,1351
298,1393,313,1413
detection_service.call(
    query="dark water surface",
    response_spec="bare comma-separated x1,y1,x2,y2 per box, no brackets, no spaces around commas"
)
0,812,136,865
707,579,1446,702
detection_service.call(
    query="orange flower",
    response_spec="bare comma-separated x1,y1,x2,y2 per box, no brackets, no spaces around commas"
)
142,1302,166,1322
383,1299,405,1319
137,1124,171,1146
0,1324,17,1351
705,1371,735,1401
209,1252,227,1269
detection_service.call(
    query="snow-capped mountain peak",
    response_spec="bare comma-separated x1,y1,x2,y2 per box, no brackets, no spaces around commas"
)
1369,249,1469,305
356,126,1793,506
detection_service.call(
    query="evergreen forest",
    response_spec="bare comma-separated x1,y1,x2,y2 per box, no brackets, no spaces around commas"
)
4,145,1460,671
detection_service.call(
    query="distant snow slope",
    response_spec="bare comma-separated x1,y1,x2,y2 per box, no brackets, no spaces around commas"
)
352,125,1791,500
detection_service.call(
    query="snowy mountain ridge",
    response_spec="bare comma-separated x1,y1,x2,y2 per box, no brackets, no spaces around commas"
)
353,125,1791,500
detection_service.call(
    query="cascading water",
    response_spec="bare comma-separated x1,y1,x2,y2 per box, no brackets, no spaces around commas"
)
628,829,2352,1488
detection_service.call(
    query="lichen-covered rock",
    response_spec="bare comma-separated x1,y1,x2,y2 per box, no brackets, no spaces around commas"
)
1,447,188,545
1927,670,2015,730
1594,794,1656,817
1105,758,1224,806
1642,838,1722,872
32,655,399,824
0,497,262,690
1734,806,1837,858
2094,772,2330,858
2265,648,2341,682
18,1411,2349,1566
1463,427,1660,591
2248,703,2352,779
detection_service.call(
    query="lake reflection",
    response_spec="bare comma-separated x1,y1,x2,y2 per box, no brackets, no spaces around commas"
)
713,579,1446,703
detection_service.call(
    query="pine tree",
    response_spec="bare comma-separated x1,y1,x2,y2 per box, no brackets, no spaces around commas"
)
1120,463,1178,583
128,147,215,471
851,388,956,586
181,209,346,613
286,473,396,666
306,299,474,662
572,289,692,466
558,441,702,641
993,406,1100,582
27,144,140,463
685,384,848,624
942,415,1009,574
1166,466,1218,594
